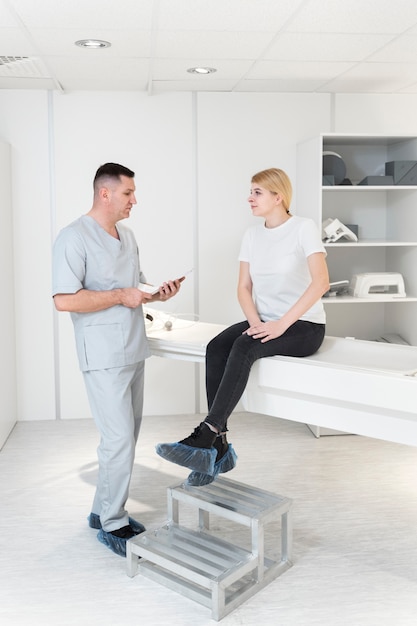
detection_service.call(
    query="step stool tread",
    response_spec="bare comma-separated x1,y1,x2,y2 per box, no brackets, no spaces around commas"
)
128,524,257,587
169,477,292,523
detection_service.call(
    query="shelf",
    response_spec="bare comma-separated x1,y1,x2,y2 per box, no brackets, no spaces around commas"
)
323,185,417,191
324,240,417,248
323,296,417,304
297,133,417,345
322,133,417,146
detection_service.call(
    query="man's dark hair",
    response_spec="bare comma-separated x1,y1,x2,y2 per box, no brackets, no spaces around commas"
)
93,162,135,189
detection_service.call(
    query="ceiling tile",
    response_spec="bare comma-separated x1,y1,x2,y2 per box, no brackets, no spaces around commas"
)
44,56,150,90
152,78,240,93
152,58,253,81
320,62,417,93
7,0,154,28
234,78,329,92
247,60,355,81
157,0,306,31
367,34,417,63
156,30,274,60
264,33,396,62
0,27,38,54
286,0,417,34
27,28,151,56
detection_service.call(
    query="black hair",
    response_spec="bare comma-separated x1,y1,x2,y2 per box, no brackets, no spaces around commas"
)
93,162,135,188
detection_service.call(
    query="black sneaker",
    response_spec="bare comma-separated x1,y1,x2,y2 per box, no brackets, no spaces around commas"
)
88,513,145,534
179,422,217,449
214,433,229,461
155,422,218,474
186,434,237,487
110,524,139,540
97,525,141,557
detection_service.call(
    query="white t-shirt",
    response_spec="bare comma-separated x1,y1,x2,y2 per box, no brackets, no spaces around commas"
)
238,215,326,324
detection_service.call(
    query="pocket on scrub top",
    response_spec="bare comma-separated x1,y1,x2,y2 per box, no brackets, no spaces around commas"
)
83,323,126,370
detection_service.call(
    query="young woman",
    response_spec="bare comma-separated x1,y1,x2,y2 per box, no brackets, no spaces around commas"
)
156,168,330,485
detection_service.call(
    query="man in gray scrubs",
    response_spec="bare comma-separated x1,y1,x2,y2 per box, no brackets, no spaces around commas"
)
52,163,182,557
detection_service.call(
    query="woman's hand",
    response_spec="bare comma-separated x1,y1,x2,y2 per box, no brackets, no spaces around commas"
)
244,319,288,343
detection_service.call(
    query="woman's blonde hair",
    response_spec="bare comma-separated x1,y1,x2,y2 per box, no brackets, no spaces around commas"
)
251,168,292,213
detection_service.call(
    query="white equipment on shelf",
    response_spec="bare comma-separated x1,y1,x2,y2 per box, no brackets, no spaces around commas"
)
349,272,406,298
322,217,358,243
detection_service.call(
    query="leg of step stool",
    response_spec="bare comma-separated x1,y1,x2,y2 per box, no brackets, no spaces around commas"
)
126,540,139,577
198,508,210,530
251,519,265,582
211,581,225,621
281,508,293,563
167,489,179,524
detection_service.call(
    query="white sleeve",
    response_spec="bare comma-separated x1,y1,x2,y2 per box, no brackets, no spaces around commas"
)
300,219,327,258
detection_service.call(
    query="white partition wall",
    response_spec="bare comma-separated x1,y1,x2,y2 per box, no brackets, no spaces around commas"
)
0,142,17,447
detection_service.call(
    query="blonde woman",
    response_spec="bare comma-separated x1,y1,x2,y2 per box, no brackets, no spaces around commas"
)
157,168,329,485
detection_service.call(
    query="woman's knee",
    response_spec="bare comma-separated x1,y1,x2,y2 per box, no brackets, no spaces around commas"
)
207,322,246,358
228,333,262,366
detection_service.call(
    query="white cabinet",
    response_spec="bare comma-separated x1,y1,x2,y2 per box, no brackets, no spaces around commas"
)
0,142,17,448
296,134,417,346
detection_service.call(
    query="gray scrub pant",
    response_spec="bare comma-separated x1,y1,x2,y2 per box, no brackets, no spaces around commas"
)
83,361,145,532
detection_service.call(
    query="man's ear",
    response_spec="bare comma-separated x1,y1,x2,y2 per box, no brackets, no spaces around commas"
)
99,186,110,202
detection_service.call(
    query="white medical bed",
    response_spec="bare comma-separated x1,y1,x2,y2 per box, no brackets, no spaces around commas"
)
145,310,417,447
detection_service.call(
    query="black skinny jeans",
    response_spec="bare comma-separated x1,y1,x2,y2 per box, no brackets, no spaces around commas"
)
204,320,325,432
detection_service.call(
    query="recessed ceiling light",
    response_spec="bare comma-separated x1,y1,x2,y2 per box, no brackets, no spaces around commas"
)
75,39,111,49
187,66,217,75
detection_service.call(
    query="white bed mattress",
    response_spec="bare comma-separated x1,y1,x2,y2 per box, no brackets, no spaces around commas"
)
303,336,417,376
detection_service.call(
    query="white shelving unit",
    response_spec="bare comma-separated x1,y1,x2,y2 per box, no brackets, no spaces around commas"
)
296,134,417,346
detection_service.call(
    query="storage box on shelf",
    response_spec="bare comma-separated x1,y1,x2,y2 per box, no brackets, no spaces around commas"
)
296,134,417,346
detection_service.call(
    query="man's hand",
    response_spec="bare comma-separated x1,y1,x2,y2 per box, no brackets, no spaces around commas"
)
121,287,153,308
157,278,182,302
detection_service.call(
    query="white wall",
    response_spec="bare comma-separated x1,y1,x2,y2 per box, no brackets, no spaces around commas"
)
335,94,417,135
1,89,417,421
0,91,55,423
0,142,17,448
52,91,197,419
196,92,331,324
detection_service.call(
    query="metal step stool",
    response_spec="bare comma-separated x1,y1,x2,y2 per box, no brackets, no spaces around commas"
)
126,477,293,621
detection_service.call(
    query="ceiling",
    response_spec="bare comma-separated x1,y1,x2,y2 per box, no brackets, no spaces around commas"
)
2,0,417,94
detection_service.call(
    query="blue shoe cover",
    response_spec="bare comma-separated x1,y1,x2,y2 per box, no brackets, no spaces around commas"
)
97,529,128,557
186,444,237,487
155,441,217,474
88,513,145,534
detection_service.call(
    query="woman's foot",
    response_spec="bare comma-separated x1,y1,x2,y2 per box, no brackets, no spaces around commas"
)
155,422,218,474
186,434,237,486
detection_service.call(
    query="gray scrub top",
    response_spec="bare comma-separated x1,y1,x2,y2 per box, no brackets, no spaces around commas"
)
52,215,151,372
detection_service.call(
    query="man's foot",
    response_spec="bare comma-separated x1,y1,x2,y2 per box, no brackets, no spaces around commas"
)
155,422,218,474
186,434,237,486
88,512,146,534
97,523,145,557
